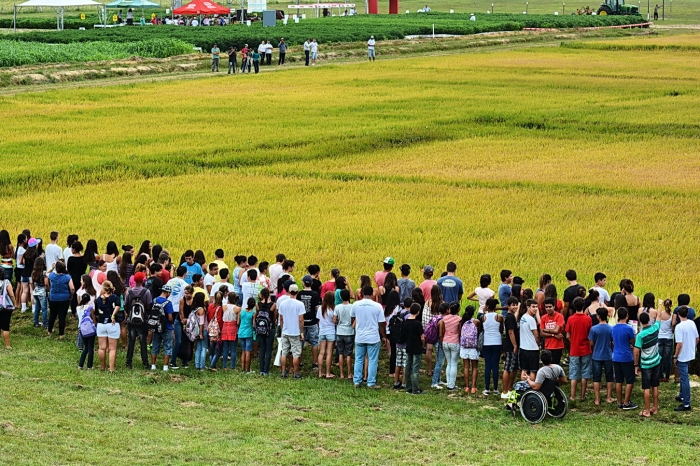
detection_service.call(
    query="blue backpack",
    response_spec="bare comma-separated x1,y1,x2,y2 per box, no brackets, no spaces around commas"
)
79,306,96,338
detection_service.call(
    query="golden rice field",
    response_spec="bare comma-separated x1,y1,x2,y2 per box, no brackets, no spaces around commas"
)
1,33,700,299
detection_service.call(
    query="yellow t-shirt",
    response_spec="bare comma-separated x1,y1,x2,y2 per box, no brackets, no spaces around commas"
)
194,286,210,301
213,260,229,281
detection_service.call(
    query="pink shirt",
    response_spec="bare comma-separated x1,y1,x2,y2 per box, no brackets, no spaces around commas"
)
374,271,388,288
420,279,437,301
442,314,461,345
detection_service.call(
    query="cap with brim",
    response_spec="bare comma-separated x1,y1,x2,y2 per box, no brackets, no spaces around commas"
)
162,285,172,293
283,279,295,292
133,272,146,283
424,265,434,275
289,284,299,293
302,274,313,284
384,257,395,265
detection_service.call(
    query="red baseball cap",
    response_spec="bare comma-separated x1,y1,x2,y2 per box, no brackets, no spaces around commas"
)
134,272,146,283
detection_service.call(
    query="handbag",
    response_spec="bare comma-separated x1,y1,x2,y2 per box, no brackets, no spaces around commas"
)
0,279,14,311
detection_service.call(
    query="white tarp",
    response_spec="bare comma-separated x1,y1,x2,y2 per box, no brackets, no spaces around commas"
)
18,0,100,6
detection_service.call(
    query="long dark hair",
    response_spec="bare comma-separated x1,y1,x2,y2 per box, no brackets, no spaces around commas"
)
429,285,443,315
322,291,335,318
107,270,125,297
0,230,11,256
194,250,206,267
119,251,132,280
193,291,207,309
384,290,400,317
31,257,46,284
23,244,38,266
384,272,398,292
642,292,655,309
411,287,425,309
105,241,119,256
84,239,99,265
460,304,475,327
277,274,290,294
81,274,97,297
137,240,151,258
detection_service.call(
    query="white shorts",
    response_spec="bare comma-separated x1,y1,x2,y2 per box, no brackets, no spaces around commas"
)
460,347,479,361
96,322,120,339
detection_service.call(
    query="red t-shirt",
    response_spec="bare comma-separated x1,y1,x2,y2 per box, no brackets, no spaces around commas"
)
320,280,335,298
207,303,224,333
565,312,593,356
420,279,437,302
160,269,171,284
541,312,565,350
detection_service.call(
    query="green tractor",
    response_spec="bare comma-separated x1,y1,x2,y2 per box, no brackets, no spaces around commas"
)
597,0,639,15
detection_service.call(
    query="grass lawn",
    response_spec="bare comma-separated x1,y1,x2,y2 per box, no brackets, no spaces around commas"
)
1,312,699,465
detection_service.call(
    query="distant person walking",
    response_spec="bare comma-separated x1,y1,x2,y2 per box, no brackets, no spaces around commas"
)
278,38,287,65
367,35,376,61
211,43,220,72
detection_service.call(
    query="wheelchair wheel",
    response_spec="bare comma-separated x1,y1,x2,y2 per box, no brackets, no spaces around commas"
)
520,390,547,424
548,386,568,419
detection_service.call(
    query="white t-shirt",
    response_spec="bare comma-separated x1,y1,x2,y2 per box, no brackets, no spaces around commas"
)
269,263,283,292
675,320,699,363
239,268,259,285
191,18,199,26
367,39,375,49
474,287,495,314
241,281,261,308
63,247,72,264
203,273,216,293
265,44,272,53
317,308,336,336
519,313,539,351
15,246,25,269
311,42,318,53
165,277,187,309
279,298,305,336
258,44,266,53
592,286,610,306
351,298,384,344
303,41,310,51
45,244,63,271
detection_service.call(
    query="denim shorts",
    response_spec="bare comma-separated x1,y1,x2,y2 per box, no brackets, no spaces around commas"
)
319,333,336,342
336,335,354,356
151,330,173,356
96,322,120,339
569,354,592,380
303,325,319,347
20,276,30,283
239,337,253,352
592,359,614,383
641,363,661,390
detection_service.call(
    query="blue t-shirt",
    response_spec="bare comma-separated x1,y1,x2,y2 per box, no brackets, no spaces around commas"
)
180,262,203,285
498,283,512,306
437,275,463,304
673,306,696,321
612,323,635,363
48,272,72,301
153,296,174,331
588,323,613,361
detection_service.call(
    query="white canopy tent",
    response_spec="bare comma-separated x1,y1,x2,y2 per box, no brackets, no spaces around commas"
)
14,0,102,31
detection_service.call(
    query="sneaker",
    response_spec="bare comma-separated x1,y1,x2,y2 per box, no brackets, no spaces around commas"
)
368,385,381,390
281,372,288,378
170,364,179,370
393,382,402,390
617,404,624,409
483,390,491,396
431,384,444,390
622,402,638,410
439,381,448,386
293,373,302,379
491,390,500,395
674,405,692,412
311,364,319,370
675,395,684,402
126,364,133,370
412,389,424,395
501,391,512,399
446,387,459,391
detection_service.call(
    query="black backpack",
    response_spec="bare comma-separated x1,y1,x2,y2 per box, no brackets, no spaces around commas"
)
388,311,406,344
255,309,273,336
127,288,147,327
147,299,168,333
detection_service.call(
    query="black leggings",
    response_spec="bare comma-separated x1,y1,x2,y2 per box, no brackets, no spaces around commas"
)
257,333,275,374
48,300,70,336
79,335,95,368
0,309,12,332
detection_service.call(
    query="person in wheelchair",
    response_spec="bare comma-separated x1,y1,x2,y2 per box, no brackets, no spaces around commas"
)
526,350,568,399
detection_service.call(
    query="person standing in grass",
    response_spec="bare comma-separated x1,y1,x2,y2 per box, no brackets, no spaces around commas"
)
367,35,376,61
317,291,337,378
257,41,266,66
303,38,311,66
265,41,273,66
298,274,321,371
0,268,16,350
437,262,463,306
397,264,415,302
375,257,394,288
441,301,462,391
227,47,237,75
612,307,638,410
279,284,305,378
124,272,151,370
673,305,699,412
592,272,611,306
566,297,592,401
519,299,541,380
278,38,287,65
459,305,479,394
404,303,425,394
150,285,174,372
310,38,318,66
335,289,354,379
95,280,121,373
191,292,207,370
255,288,276,375
238,298,256,373
167,266,188,368
480,298,503,395
30,257,49,329
252,49,261,74
500,297,519,398
657,299,673,382
48,261,74,339
352,285,386,389
430,302,449,389
210,43,220,72
77,294,96,369
540,298,564,366
497,269,513,313
390,298,412,389
634,312,661,417
467,274,495,316
589,308,615,406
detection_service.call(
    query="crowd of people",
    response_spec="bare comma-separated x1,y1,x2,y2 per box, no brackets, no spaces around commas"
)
1,229,698,416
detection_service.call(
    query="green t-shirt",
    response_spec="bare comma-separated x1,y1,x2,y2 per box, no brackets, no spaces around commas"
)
634,321,661,370
211,47,220,58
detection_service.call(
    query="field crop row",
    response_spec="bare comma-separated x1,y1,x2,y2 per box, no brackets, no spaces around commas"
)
0,13,645,50
0,38,194,67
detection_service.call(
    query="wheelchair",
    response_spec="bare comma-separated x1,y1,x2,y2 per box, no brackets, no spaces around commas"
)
505,380,568,424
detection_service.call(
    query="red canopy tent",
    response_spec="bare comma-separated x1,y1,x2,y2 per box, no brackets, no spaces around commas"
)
173,0,230,15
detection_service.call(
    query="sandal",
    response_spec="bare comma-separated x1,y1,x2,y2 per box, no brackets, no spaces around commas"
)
639,410,651,418
470,388,477,394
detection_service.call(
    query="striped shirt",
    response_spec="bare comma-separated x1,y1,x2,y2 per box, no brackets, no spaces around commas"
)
634,321,661,370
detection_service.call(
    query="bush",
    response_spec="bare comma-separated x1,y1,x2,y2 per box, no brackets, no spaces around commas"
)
0,13,645,51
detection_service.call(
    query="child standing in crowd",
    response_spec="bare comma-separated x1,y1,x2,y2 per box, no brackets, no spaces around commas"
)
459,305,479,394
468,274,495,316
612,308,638,410
335,289,354,379
238,298,256,373
317,291,336,378
193,292,208,370
220,297,238,371
589,308,615,405
404,303,424,394
255,288,276,375
30,257,49,328
77,294,96,370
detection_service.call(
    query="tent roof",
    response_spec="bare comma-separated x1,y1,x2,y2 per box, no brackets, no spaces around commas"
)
18,0,100,6
173,0,230,15
105,0,161,8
